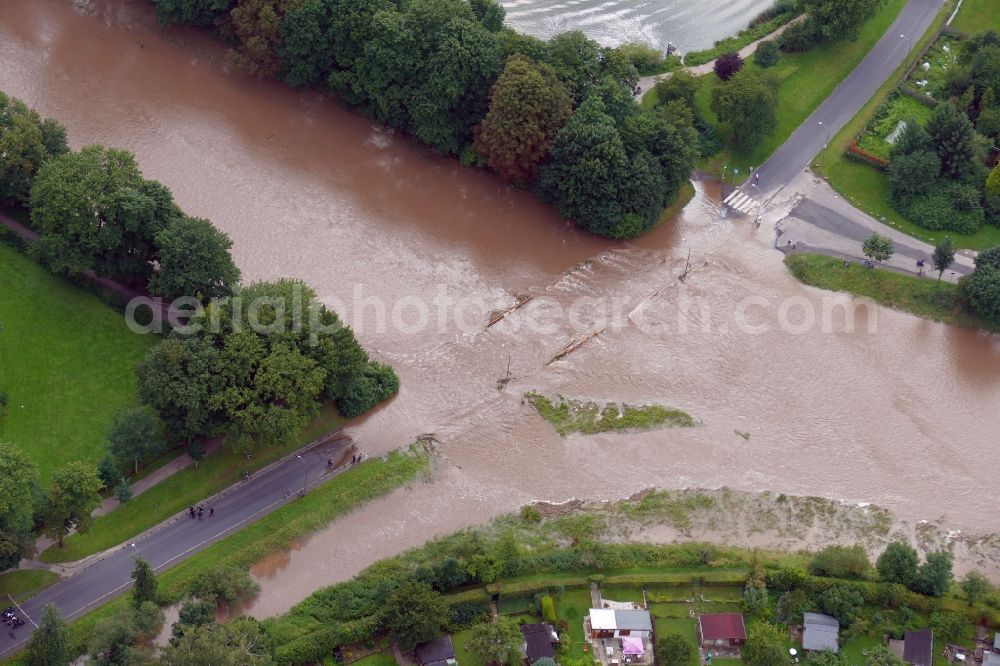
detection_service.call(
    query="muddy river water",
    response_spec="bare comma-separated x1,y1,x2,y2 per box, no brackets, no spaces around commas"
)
2,0,998,618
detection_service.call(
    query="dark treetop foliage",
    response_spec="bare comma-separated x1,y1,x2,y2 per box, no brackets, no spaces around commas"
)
876,542,918,586
149,215,241,302
714,52,744,81
0,442,40,571
0,91,69,207
711,68,778,150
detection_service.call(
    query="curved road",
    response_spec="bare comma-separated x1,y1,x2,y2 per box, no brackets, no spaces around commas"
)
0,437,354,656
730,0,945,203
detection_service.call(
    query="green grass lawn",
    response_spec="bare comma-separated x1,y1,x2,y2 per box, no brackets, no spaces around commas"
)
785,254,996,331
40,403,346,563
452,628,484,666
0,569,59,603
0,242,155,482
348,651,397,666
951,0,1000,34
695,0,907,177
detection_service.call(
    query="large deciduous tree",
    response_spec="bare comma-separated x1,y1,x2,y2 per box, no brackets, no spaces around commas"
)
468,617,524,666
743,623,787,666
381,581,448,651
655,632,698,666
161,617,273,665
876,542,918,586
474,55,572,183
150,0,235,27
42,461,103,547
0,442,40,571
711,69,778,150
30,145,182,284
801,0,887,42
913,549,953,597
228,0,304,78
149,216,241,302
107,406,167,475
0,92,68,207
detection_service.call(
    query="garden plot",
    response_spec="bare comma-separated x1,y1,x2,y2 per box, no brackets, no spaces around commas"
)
856,93,934,162
906,35,961,101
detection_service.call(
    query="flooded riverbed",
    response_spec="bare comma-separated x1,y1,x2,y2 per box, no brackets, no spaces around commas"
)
1,0,998,619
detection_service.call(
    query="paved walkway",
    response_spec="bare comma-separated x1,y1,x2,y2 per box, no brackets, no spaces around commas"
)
0,435,356,656
635,16,806,98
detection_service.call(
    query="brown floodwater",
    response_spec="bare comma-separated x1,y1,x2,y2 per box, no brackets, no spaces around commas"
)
2,0,998,619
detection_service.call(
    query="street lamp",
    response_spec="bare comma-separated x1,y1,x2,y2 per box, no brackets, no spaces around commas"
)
296,454,308,497
900,34,912,52
818,121,830,148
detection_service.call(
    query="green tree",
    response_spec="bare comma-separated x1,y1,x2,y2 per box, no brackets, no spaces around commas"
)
474,54,573,183
381,581,448,651
131,557,159,607
862,232,894,265
88,601,163,666
469,0,505,32
0,441,40,571
776,589,810,626
655,632,698,666
926,102,978,180
43,461,103,547
809,544,871,579
986,162,1000,197
932,237,956,281
714,52,744,81
149,216,241,302
887,149,940,204
806,651,846,665
960,571,991,606
30,146,182,284
107,406,167,475
876,542,918,586
0,92,69,206
652,70,699,108
963,263,1000,323
913,549,953,597
546,31,603,104
817,584,864,624
754,40,780,68
930,610,971,643
711,69,778,150
801,0,887,42
468,617,524,666
228,0,302,78
114,477,133,506
170,599,217,642
161,617,273,665
865,646,905,666
188,566,260,607
743,622,788,666
150,0,234,27
26,603,69,666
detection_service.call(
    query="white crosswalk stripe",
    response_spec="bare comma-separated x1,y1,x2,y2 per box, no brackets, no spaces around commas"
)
723,189,759,216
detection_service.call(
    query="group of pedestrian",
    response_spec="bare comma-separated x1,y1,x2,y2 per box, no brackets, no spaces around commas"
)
785,239,798,250
188,505,214,520
351,453,364,464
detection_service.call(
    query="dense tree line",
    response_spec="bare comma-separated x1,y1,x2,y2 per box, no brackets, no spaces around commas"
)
147,0,700,238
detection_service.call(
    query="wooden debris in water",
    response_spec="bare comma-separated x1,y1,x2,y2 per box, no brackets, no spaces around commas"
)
546,328,604,366
486,295,533,328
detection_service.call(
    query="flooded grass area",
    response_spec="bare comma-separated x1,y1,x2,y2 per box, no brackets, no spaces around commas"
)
524,393,695,437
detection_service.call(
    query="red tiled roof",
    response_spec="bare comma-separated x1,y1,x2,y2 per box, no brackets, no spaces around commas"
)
699,614,747,641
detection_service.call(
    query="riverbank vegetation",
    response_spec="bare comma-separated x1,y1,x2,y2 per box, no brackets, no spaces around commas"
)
147,0,700,239
682,0,802,67
785,253,998,331
524,392,695,436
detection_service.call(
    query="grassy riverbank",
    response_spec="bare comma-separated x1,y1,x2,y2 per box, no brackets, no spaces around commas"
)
812,0,1000,251
4,444,431,663
695,0,907,177
524,392,695,436
40,404,346,564
785,253,995,331
0,242,155,482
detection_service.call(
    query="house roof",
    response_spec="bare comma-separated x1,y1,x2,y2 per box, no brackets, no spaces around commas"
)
415,636,456,666
621,637,645,656
903,628,933,666
614,610,653,632
802,613,839,653
699,614,747,641
590,609,617,630
522,623,557,663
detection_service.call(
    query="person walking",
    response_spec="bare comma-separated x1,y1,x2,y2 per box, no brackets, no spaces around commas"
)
209,507,214,517
197,506,204,520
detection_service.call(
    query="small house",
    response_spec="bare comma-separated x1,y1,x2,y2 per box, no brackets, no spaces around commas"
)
697,613,747,649
416,636,458,666
521,623,558,665
802,613,840,654
902,628,933,666
585,609,653,639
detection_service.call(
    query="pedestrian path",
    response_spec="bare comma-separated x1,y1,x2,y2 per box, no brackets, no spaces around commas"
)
723,190,760,216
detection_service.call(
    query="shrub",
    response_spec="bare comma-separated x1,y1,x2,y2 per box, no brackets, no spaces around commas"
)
449,601,490,630
187,567,260,608
541,595,557,623
780,18,818,52
714,52,744,81
894,182,984,234
338,362,400,418
754,40,780,68
818,584,864,623
808,545,871,580
520,505,543,523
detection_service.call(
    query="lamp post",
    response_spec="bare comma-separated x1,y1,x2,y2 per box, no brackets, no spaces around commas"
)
900,33,912,53
818,121,830,148
680,237,691,280
751,183,764,226
296,454,308,497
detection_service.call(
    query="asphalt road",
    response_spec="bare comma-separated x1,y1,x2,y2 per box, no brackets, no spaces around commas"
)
734,0,945,202
0,436,354,656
